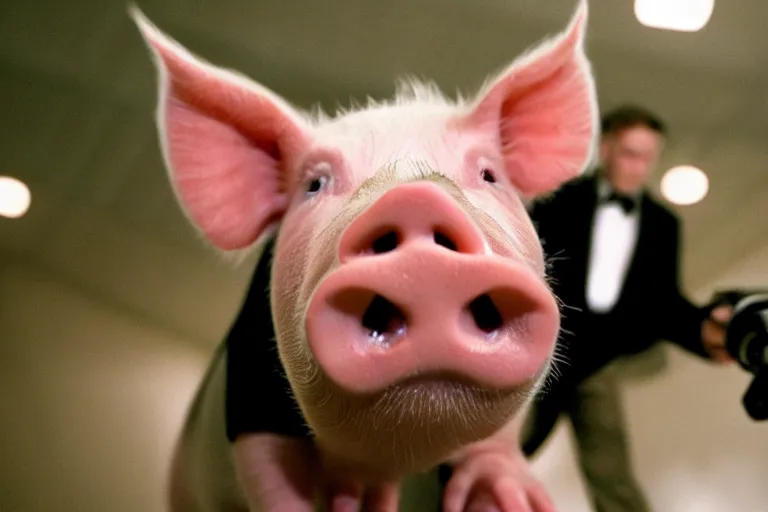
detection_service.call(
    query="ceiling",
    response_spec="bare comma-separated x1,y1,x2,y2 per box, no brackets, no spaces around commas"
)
1,0,767,346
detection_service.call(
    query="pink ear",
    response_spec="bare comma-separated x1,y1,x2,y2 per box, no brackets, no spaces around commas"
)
464,0,598,198
131,8,312,250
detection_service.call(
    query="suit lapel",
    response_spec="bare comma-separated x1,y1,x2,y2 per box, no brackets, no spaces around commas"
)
562,176,601,295
574,175,600,259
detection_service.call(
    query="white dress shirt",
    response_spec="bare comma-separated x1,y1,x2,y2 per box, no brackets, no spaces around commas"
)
585,179,642,313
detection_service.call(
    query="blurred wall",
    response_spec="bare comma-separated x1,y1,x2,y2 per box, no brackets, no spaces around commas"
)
0,253,211,511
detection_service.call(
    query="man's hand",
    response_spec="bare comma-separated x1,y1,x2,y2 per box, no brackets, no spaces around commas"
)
701,305,735,364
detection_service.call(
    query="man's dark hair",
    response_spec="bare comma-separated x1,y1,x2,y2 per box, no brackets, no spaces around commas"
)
600,105,667,137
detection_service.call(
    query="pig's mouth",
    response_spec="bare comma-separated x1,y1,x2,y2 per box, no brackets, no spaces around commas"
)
359,293,506,348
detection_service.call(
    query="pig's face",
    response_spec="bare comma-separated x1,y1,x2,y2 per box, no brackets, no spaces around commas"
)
133,0,597,478
271,103,555,475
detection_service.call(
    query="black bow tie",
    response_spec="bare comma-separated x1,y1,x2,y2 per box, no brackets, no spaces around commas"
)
603,192,638,214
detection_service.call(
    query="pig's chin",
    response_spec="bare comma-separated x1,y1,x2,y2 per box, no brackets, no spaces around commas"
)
298,367,536,480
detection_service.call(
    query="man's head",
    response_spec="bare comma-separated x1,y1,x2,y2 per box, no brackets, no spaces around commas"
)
599,105,667,195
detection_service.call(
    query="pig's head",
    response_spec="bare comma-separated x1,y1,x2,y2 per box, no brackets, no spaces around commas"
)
132,0,597,479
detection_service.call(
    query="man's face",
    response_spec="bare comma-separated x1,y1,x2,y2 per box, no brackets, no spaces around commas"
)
600,125,664,194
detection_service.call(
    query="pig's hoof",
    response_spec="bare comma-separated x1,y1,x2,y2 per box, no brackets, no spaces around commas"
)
442,451,556,512
322,480,400,512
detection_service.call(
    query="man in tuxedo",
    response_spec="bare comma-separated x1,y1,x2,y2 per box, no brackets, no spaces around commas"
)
520,105,733,512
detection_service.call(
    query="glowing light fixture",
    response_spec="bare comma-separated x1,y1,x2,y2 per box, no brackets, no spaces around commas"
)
660,165,709,205
635,0,715,32
0,176,32,218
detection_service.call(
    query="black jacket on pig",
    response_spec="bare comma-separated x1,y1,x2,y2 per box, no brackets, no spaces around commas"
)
223,173,712,446
224,236,311,441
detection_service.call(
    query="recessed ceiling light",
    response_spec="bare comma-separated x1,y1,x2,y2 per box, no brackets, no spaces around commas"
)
0,176,32,218
660,165,709,205
635,0,715,32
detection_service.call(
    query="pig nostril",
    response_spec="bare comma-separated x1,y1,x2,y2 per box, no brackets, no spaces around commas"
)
372,231,399,254
462,288,539,341
326,289,407,348
434,231,458,252
361,294,407,344
467,294,504,334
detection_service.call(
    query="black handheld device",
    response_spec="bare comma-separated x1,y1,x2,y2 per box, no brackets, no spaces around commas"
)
708,289,768,421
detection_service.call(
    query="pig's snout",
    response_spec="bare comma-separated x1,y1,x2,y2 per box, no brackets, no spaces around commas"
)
305,181,559,395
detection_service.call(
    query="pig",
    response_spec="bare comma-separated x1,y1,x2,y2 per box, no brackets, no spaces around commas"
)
130,0,598,510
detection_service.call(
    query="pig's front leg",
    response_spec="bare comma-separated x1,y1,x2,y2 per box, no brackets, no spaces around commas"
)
233,433,401,512
233,433,317,511
442,414,555,512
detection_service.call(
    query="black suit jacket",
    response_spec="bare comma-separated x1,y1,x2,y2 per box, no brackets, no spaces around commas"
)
528,174,710,384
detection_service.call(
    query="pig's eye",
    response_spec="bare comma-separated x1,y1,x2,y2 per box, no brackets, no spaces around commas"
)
305,175,328,196
481,168,497,184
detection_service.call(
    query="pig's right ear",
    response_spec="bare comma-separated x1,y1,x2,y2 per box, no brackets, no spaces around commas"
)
130,8,313,250
462,0,598,199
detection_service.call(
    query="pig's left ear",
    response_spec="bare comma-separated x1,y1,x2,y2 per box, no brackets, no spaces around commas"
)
131,8,313,250
463,0,598,198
